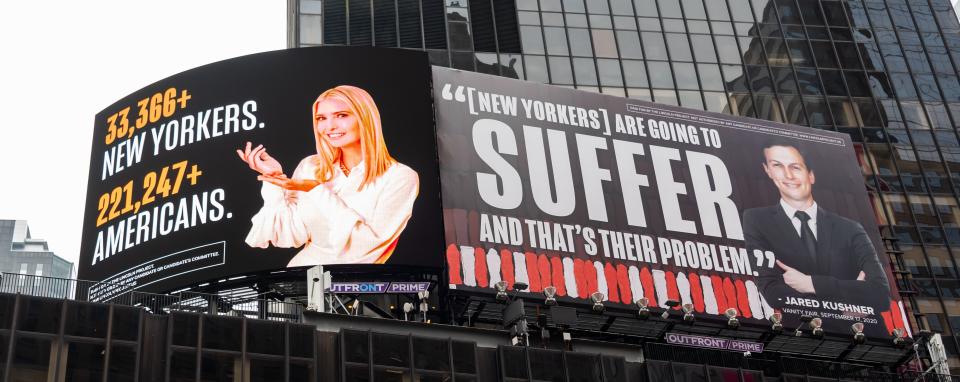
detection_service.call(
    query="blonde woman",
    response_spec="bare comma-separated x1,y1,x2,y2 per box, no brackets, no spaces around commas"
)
237,85,419,266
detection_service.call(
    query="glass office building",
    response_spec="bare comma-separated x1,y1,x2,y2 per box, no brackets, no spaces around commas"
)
290,0,960,372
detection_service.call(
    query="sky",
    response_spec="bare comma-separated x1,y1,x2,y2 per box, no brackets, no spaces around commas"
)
0,1,286,267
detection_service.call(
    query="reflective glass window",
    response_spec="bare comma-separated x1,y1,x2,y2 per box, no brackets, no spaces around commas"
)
525,55,549,82
705,0,730,20
804,97,832,125
648,61,674,88
673,62,699,90
697,64,724,91
613,16,636,30
566,13,588,27
641,32,668,60
634,0,657,16
658,0,682,18
715,36,742,64
690,35,717,62
740,37,766,65
819,70,847,96
727,0,754,22
776,0,802,24
795,68,823,95
549,56,574,84
845,71,872,97
622,60,648,87
569,28,593,56
810,41,838,68
521,26,545,54
616,30,642,59
666,33,692,61
542,12,565,26
598,59,624,86
609,0,632,15
787,40,813,67
747,65,773,93
703,91,730,113
582,0,605,13
722,64,749,92
781,95,808,125
543,27,569,55
797,0,825,24
589,14,612,28
687,20,710,34
681,0,706,19
592,29,618,58
679,91,704,109
772,67,798,94
637,17,661,31
653,89,679,105
563,0,585,12
573,57,599,85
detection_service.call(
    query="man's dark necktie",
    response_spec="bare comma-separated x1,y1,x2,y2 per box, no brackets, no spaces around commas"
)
794,211,817,264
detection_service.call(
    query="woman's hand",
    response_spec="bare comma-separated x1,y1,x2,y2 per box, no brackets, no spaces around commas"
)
237,142,283,176
258,174,321,192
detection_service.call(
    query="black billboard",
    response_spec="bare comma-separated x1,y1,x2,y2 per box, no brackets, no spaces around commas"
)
79,47,444,298
434,68,909,337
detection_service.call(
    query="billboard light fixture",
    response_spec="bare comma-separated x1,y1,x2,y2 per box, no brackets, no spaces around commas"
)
851,322,866,344
796,315,813,337
770,312,783,334
724,308,739,329
590,292,605,312
682,303,695,324
809,317,824,338
495,281,509,301
892,328,913,347
636,297,650,320
663,299,680,319
543,286,557,306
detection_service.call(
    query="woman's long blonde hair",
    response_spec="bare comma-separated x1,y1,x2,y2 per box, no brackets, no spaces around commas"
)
311,85,396,189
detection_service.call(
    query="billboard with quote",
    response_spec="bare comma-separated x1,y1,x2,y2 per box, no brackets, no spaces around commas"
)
434,67,908,337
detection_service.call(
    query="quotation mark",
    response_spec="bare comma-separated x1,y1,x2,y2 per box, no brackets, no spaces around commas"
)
441,84,467,102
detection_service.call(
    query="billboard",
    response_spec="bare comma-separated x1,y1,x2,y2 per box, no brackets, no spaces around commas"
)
79,47,444,297
435,68,908,337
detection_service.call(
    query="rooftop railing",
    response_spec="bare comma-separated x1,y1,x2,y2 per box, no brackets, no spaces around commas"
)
0,272,303,322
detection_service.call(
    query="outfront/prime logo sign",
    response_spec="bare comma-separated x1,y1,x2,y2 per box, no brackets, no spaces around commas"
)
328,282,431,294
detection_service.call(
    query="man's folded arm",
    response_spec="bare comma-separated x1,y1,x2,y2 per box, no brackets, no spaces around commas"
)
810,224,890,309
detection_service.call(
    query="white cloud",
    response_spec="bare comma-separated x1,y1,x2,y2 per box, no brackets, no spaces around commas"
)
0,1,286,266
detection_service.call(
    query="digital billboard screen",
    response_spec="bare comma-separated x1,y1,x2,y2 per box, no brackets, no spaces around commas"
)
78,47,444,298
434,68,908,337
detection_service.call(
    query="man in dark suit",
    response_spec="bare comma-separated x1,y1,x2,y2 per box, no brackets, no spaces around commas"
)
743,143,889,311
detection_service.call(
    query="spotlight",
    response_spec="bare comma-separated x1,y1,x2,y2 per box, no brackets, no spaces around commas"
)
892,328,913,347
851,322,865,344
682,303,695,324
513,282,529,292
402,302,414,320
770,312,783,334
662,299,680,319
495,281,509,301
418,290,430,321
724,308,739,329
809,317,823,338
636,297,650,320
795,315,813,336
543,286,557,306
590,292,605,312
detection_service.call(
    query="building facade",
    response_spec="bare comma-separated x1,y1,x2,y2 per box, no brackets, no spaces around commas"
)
290,0,960,372
0,220,74,298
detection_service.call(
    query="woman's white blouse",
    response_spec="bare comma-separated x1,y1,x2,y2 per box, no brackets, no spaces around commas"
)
245,156,419,266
